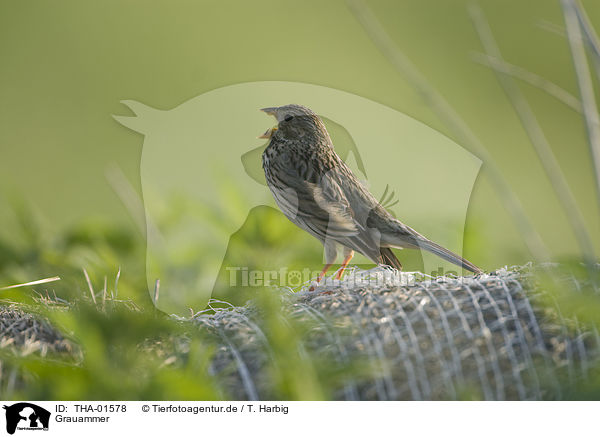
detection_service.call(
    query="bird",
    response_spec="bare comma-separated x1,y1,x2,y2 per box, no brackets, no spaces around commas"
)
260,104,482,287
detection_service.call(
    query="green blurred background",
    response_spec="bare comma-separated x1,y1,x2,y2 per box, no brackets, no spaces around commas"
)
1,0,599,300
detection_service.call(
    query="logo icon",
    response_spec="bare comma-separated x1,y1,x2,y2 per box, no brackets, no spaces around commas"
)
3,403,50,435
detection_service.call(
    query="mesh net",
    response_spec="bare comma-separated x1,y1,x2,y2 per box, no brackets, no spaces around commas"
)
0,306,72,357
0,265,598,399
194,265,600,400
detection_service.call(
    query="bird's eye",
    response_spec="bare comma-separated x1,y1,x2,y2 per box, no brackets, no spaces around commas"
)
284,115,294,122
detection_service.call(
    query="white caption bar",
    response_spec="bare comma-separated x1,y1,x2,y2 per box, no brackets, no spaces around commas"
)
0,401,596,436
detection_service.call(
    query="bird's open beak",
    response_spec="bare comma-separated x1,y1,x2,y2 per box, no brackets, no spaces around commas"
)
258,127,277,139
259,107,279,139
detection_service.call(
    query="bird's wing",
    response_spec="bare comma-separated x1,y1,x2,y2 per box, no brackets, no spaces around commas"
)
268,170,357,239
268,164,382,261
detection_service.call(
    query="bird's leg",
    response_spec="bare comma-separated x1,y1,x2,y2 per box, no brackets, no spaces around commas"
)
309,263,333,291
335,250,355,280
317,263,333,283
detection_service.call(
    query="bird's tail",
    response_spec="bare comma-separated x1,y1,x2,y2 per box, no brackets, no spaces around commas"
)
417,239,482,274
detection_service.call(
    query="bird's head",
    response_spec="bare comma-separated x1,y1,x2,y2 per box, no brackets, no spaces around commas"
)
259,104,330,144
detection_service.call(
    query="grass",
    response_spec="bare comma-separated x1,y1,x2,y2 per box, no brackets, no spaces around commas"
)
0,195,364,400
2,257,600,400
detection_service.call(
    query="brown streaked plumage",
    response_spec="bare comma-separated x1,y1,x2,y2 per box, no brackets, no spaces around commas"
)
260,104,482,285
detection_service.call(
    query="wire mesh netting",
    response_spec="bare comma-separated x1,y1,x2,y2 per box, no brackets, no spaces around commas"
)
0,306,72,357
194,265,600,400
0,265,598,399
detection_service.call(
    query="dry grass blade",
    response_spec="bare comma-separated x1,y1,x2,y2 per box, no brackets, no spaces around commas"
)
573,0,600,65
471,53,582,113
154,279,160,306
563,0,600,209
102,275,107,310
346,0,549,262
469,3,596,264
536,19,566,37
0,276,61,291
82,268,97,305
115,267,121,299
